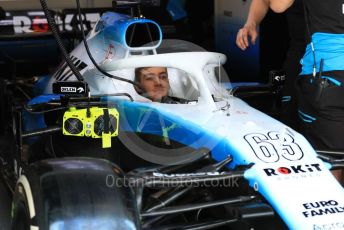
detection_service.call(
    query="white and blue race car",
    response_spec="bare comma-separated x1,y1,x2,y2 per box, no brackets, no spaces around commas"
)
1,5,344,230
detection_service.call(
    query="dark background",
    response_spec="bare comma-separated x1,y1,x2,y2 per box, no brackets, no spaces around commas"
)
0,0,290,83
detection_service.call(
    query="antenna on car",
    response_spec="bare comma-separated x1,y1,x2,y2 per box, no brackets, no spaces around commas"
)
112,1,142,17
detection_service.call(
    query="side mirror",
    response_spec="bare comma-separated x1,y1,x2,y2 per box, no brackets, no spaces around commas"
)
232,69,285,98
269,69,286,90
232,69,285,119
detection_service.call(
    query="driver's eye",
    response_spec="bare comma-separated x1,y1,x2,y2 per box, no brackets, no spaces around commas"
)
159,73,168,80
143,74,155,81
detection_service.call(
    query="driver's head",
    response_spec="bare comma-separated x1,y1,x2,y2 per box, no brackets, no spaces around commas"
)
135,67,170,102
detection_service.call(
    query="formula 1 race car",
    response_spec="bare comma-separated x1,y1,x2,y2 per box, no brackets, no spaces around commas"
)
0,1,344,230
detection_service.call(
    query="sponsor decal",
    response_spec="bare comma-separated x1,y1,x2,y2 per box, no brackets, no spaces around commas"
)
153,172,221,177
149,172,239,188
264,163,322,176
244,131,303,163
59,86,84,93
313,222,344,230
104,44,115,60
263,163,323,180
302,200,344,218
32,16,49,32
77,87,85,93
60,87,76,93
0,10,100,34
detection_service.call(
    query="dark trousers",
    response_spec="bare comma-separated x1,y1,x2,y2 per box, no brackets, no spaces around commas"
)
297,71,344,150
279,47,305,131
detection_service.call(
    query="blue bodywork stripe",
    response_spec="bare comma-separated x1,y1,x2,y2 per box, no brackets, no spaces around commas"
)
25,96,241,166
24,94,63,133
108,99,241,166
28,94,62,106
33,75,51,96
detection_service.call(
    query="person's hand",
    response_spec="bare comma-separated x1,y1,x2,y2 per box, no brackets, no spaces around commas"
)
236,23,258,51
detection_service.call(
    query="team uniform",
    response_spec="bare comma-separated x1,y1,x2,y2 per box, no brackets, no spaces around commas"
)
280,0,306,130
297,0,344,149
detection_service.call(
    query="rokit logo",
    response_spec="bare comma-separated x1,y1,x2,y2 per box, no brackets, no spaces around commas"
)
9,12,100,34
302,200,344,218
263,163,322,177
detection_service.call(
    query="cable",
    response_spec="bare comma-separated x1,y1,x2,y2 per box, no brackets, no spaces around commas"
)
39,0,85,82
23,104,67,114
303,1,317,78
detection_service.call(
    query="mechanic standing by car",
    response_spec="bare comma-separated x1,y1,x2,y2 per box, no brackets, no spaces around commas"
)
236,0,306,132
237,0,344,184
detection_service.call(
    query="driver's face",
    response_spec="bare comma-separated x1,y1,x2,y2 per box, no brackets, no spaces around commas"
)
138,67,170,102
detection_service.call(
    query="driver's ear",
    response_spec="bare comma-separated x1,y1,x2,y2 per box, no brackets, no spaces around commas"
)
134,83,143,94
